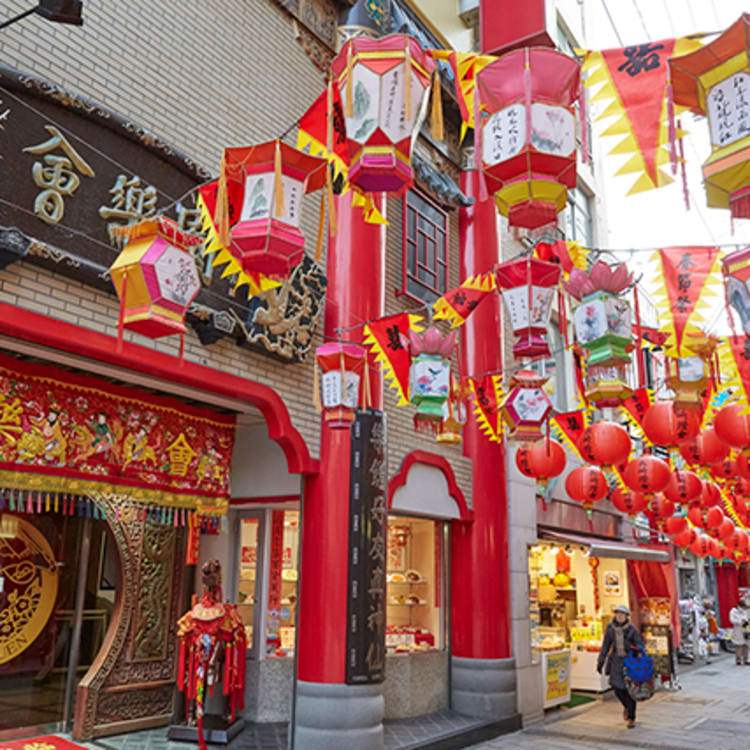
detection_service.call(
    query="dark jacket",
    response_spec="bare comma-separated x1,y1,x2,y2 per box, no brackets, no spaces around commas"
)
597,620,643,689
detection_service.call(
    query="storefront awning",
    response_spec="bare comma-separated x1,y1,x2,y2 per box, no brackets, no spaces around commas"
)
540,531,671,562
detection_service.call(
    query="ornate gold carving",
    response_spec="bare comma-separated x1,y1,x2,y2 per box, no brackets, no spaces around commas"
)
132,524,175,661
25,240,82,267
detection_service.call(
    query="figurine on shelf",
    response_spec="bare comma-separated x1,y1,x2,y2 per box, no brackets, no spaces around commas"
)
176,560,246,750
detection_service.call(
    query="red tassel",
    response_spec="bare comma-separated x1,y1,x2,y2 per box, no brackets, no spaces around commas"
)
117,271,127,353
26,492,33,514
178,639,186,691
667,81,678,175
677,119,689,210
578,81,589,164
473,76,488,202
633,284,646,389
179,333,185,367
223,643,232,695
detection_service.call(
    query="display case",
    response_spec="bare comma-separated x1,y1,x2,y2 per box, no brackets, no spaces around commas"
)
385,516,444,653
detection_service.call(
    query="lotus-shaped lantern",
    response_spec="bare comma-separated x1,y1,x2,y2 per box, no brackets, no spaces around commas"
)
406,327,457,432
564,261,633,301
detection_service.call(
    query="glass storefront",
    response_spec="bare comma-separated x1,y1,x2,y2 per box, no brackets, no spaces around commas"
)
234,508,300,659
385,516,447,654
0,511,113,734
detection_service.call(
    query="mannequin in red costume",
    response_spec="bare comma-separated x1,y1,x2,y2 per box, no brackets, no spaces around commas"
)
176,560,246,750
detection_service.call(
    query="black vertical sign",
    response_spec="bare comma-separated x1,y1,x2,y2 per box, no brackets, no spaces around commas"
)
345,408,387,684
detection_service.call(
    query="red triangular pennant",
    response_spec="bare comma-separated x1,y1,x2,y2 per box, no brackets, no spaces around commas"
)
362,313,413,405
469,374,501,441
602,39,676,184
298,87,350,166
553,410,586,455
657,246,720,354
621,387,652,431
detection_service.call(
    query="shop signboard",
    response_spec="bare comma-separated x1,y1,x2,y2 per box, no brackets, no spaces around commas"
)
542,649,571,708
346,408,387,684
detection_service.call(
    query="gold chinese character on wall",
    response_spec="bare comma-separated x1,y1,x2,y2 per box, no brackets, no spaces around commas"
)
23,125,95,225
99,173,158,242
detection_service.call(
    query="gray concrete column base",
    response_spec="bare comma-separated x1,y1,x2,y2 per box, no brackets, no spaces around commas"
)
292,680,384,750
451,656,518,720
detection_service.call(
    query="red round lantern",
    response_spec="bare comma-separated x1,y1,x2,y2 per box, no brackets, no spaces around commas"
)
610,486,648,515
690,533,712,557
642,402,700,448
712,457,736,480
726,528,749,552
698,481,722,509
718,518,736,539
708,538,722,559
735,453,750,480
688,505,707,527
622,456,671,498
705,506,726,530
663,470,702,505
577,422,631,469
679,428,730,467
515,440,566,485
565,466,609,509
644,495,676,524
664,515,688,536
673,527,697,548
713,403,750,453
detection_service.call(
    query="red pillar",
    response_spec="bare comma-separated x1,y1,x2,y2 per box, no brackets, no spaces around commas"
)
452,162,511,659
297,190,385,684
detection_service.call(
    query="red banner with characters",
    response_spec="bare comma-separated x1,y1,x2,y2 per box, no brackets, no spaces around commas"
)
0,353,234,514
363,313,416,406
654,246,721,356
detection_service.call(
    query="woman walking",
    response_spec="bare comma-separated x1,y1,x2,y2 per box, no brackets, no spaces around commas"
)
597,604,643,728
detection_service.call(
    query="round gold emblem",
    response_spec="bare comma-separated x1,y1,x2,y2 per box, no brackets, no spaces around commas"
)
0,515,58,664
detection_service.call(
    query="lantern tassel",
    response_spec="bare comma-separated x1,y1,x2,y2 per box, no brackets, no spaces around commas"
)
404,38,412,122
117,270,127,353
315,190,326,262
313,361,321,413
578,81,589,165
216,151,230,248
430,66,444,142
472,79,488,202
339,349,347,409
326,81,338,236
345,42,354,118
633,283,646,389
677,118,690,211
273,139,285,219
667,79,678,175
363,357,372,410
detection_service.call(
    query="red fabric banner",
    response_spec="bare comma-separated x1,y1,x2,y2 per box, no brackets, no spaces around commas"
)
657,246,719,355
602,39,676,185
363,313,413,405
552,410,586,456
621,387,651,433
715,564,740,628
297,86,349,166
728,334,750,404
627,553,680,648
0,353,234,514
469,375,501,441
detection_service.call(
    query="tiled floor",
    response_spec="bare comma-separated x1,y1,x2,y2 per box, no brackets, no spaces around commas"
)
45,709,489,750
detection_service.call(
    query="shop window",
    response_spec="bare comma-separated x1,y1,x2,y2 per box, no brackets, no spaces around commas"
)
236,509,299,659
402,189,448,304
563,186,593,247
386,516,446,653
266,510,299,657
529,542,634,698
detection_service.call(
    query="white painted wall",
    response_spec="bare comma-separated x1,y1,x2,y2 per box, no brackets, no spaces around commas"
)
391,463,462,519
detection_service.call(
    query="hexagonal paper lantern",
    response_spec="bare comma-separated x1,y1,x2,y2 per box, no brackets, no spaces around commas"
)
476,47,581,229
495,256,560,360
316,342,367,428
669,15,750,219
500,370,553,441
223,141,327,278
110,217,202,338
331,34,435,195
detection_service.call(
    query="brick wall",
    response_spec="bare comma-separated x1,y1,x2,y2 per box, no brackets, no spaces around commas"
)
0,0,474,501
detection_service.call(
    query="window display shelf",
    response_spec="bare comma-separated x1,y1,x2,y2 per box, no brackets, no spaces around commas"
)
387,602,427,607
387,580,428,585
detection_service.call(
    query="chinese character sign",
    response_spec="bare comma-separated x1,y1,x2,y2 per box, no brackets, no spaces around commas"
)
707,72,750,148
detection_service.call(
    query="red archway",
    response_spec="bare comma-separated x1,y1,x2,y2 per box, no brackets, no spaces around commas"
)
388,449,472,521
0,303,318,476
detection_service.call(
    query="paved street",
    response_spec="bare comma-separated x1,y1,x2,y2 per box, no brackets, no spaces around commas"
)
469,653,750,750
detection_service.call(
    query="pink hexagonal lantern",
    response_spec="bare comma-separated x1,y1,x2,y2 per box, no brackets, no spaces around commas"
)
110,216,202,339
500,369,553,441
331,34,436,195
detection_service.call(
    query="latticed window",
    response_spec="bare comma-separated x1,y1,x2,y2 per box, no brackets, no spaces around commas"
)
402,189,448,304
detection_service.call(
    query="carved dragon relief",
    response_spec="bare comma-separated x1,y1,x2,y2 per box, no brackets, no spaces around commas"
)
73,495,185,740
